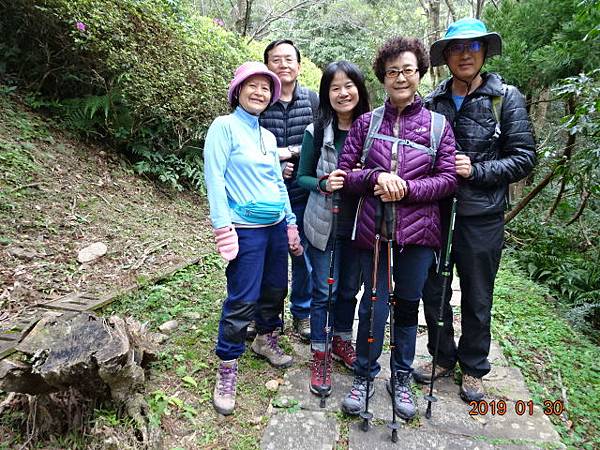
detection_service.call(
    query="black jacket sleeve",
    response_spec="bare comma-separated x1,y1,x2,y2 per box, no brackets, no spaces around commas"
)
470,85,536,187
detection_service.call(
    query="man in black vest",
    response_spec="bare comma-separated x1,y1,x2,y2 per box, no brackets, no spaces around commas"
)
414,18,536,402
256,39,318,341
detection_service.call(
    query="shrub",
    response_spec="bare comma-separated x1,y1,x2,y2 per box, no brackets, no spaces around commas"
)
0,1,320,190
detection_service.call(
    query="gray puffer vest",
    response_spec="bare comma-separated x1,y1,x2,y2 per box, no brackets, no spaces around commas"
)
303,123,337,251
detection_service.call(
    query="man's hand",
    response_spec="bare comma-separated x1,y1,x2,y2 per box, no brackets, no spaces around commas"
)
456,153,473,178
375,172,406,201
283,162,294,179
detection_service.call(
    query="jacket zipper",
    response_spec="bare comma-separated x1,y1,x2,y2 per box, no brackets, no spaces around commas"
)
390,113,401,244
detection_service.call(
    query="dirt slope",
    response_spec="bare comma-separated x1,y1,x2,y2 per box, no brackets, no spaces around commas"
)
0,93,213,317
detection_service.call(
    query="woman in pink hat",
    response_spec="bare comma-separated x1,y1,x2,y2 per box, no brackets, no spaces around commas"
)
204,61,303,415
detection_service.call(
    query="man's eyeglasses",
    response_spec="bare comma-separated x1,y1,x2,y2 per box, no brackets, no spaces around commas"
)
446,40,484,56
384,67,418,79
269,57,297,66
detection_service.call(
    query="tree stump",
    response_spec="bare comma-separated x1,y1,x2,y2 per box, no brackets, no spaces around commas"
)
0,312,166,443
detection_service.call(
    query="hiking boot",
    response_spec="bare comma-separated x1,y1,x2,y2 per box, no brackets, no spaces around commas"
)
460,373,485,402
386,370,417,420
251,332,293,368
412,360,453,384
245,321,257,341
213,360,237,415
341,376,375,415
293,317,311,341
309,350,332,396
332,336,356,370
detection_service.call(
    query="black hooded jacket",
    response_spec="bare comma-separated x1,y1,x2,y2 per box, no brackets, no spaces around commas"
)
424,72,536,216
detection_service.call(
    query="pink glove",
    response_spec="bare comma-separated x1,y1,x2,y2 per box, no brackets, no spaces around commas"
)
213,226,239,261
287,224,303,256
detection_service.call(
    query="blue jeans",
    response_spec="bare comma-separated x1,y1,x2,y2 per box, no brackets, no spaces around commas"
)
290,203,312,319
354,245,435,379
215,222,288,361
307,236,361,352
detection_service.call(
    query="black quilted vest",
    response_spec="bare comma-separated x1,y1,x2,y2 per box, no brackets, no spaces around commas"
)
260,83,318,206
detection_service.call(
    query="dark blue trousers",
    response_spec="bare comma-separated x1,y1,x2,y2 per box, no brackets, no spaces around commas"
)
354,245,435,380
215,221,288,361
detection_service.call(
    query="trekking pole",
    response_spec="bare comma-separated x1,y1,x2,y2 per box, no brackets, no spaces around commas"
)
320,191,341,408
360,199,383,432
425,197,458,419
383,203,399,442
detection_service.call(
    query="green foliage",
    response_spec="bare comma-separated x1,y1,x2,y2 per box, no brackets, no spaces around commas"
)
493,259,600,449
506,197,600,335
1,1,323,190
0,1,251,190
484,0,600,93
272,0,429,104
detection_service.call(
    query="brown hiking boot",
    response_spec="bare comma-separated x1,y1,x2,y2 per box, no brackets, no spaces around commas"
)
213,360,237,415
251,332,293,368
293,317,311,341
412,360,454,384
460,373,485,402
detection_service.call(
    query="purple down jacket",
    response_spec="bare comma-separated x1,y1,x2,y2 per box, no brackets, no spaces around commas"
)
338,96,456,250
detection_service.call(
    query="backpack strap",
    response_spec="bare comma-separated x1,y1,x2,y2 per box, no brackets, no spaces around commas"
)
491,83,506,139
429,111,447,170
361,106,385,165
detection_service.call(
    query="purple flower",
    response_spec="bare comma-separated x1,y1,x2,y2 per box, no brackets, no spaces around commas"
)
212,18,225,27
76,21,86,32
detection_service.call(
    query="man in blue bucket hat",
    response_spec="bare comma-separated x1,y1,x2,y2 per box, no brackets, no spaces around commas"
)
414,18,536,402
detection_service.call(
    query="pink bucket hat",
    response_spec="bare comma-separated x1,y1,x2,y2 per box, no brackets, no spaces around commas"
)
227,61,281,106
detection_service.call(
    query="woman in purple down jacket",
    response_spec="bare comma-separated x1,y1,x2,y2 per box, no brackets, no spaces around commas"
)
337,37,456,420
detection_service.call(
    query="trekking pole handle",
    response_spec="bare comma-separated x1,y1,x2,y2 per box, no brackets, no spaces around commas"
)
441,198,458,275
383,202,394,242
374,198,383,234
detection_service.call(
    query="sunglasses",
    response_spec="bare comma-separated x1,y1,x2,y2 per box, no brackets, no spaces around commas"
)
445,40,484,56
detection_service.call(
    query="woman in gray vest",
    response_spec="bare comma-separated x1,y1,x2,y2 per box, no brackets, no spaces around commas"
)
297,61,370,397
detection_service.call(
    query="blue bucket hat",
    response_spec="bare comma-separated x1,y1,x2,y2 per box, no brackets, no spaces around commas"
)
430,18,502,67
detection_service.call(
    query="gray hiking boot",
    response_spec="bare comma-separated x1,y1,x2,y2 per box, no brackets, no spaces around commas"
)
213,360,237,415
245,321,257,341
412,360,454,384
251,332,293,368
293,317,311,341
386,370,417,420
460,373,485,402
341,376,375,415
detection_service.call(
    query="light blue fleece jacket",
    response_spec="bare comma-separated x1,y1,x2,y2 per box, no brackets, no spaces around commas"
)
204,106,295,229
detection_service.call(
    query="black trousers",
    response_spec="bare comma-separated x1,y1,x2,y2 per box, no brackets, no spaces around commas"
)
422,212,504,378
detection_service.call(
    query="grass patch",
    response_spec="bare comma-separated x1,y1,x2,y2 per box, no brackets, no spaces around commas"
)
492,257,600,449
102,253,278,449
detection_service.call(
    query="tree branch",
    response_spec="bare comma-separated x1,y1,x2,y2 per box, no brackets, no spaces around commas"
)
504,169,557,224
248,0,318,42
566,190,591,226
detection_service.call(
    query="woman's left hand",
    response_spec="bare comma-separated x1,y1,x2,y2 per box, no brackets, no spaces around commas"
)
287,224,304,256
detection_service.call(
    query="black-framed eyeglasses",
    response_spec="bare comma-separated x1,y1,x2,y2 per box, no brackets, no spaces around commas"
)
446,40,484,56
384,67,418,79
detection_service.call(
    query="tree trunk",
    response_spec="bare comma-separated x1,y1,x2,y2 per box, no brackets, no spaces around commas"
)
475,0,486,18
534,87,550,131
445,0,457,21
546,97,576,219
428,0,442,86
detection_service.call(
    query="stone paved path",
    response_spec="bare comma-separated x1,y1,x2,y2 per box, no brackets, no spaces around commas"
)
260,281,564,449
